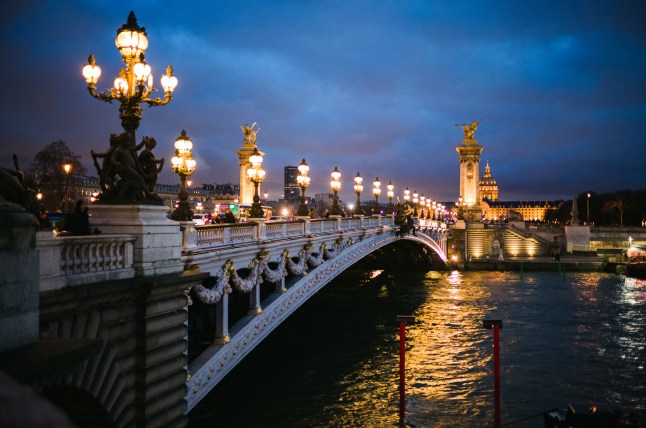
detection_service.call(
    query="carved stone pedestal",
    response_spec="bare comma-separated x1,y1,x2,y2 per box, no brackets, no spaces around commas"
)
90,204,183,276
0,201,39,353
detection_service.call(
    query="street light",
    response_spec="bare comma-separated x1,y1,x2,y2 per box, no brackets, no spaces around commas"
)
82,11,178,138
587,192,591,225
353,172,364,215
403,187,410,205
387,181,394,213
420,195,426,218
62,163,72,212
296,159,311,216
247,147,266,218
373,177,381,214
412,191,419,216
170,130,196,221
330,166,341,216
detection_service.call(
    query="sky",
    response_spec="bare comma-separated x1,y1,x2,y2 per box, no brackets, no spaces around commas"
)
1,0,645,203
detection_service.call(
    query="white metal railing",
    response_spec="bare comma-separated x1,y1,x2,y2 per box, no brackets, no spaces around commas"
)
38,234,136,291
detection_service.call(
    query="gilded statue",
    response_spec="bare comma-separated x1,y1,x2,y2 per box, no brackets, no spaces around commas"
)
241,122,260,146
456,119,482,142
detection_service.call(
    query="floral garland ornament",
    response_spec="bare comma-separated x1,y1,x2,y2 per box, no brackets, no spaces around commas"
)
261,250,287,283
231,254,266,293
307,243,326,267
286,246,310,276
192,260,234,304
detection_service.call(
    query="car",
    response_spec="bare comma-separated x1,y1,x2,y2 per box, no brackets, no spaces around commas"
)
268,216,288,222
192,214,212,225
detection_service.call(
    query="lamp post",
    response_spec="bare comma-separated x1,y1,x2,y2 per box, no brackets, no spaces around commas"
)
82,12,178,139
247,147,266,218
170,130,196,221
330,166,342,216
387,181,394,214
403,187,410,206
353,172,364,215
62,163,72,212
412,191,419,216
296,159,311,217
420,195,426,219
587,192,591,225
372,177,381,214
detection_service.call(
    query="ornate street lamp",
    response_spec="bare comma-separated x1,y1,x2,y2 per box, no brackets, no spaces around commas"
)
426,200,432,221
372,177,381,214
171,130,196,221
330,166,341,215
412,191,419,216
403,187,411,205
247,147,266,218
353,172,364,215
386,181,394,214
296,159,311,216
82,11,178,138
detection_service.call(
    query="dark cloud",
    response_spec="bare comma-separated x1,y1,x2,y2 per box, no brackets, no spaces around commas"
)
1,0,645,203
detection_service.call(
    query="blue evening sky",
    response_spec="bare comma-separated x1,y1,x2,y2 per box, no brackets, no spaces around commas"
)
1,0,645,202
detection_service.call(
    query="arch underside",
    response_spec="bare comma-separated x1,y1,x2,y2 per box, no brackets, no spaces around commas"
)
186,231,447,411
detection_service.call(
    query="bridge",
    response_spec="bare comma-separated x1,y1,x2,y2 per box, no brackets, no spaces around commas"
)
181,215,448,410
1,204,447,427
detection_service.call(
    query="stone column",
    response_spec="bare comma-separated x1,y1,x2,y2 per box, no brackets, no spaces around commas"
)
214,294,230,345
0,201,39,353
248,284,262,315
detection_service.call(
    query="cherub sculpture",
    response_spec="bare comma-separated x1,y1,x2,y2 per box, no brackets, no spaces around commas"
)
137,136,164,192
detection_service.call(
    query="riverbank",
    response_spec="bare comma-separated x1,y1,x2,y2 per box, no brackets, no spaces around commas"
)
461,255,608,272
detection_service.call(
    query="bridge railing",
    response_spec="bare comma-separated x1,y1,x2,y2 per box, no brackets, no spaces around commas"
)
37,233,136,291
188,215,395,251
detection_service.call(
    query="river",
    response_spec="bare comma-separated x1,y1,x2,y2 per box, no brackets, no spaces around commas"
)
189,270,646,427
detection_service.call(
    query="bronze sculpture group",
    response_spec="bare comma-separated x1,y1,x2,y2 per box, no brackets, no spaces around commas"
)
91,132,164,204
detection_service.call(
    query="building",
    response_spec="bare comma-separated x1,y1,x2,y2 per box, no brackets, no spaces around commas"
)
284,166,299,203
479,161,499,202
481,200,562,221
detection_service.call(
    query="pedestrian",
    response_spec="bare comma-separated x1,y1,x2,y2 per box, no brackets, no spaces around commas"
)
406,214,416,236
223,208,236,223
67,200,91,235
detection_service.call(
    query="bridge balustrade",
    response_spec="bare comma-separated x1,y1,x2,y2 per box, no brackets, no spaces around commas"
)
37,234,136,291
190,216,394,251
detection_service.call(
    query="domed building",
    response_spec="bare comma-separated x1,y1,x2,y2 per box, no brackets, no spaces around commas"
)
479,161,499,202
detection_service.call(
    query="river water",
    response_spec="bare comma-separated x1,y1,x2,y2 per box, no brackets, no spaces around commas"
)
189,270,646,427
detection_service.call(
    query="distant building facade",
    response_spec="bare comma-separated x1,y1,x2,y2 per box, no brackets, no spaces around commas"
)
284,166,299,203
481,200,562,221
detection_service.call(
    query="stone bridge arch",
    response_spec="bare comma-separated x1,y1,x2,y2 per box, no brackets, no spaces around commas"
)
186,230,447,410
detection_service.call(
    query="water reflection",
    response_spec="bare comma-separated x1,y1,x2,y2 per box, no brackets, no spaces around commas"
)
189,271,646,428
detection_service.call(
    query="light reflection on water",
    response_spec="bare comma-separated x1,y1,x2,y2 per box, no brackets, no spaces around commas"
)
189,271,646,428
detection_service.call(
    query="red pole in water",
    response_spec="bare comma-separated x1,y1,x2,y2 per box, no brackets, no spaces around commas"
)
483,319,503,427
397,315,415,423
493,323,501,426
399,320,406,420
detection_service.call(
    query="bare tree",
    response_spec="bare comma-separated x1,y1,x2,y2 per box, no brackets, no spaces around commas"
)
29,141,86,212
